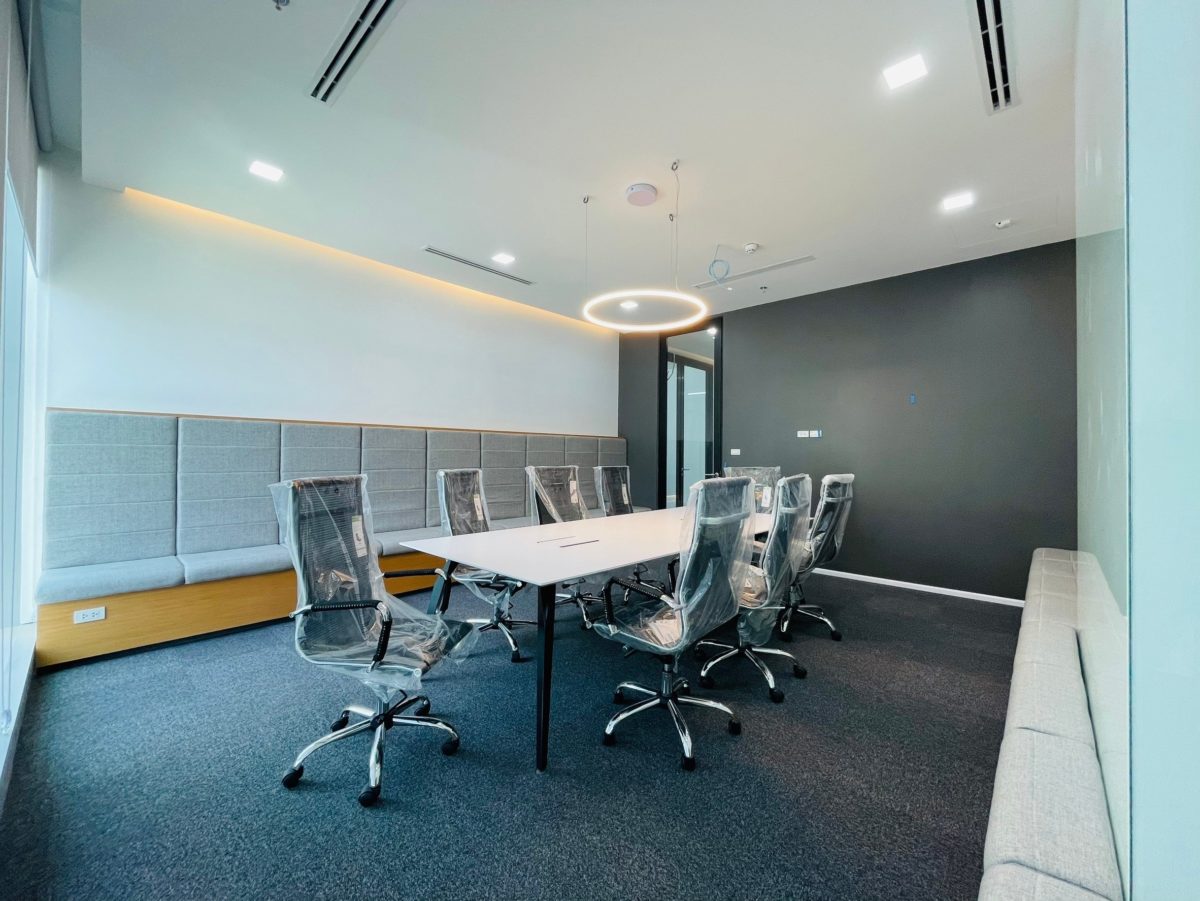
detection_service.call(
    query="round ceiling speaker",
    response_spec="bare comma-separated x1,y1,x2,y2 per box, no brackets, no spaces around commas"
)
625,183,658,206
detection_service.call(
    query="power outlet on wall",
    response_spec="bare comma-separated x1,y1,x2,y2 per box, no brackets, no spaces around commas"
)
73,606,106,624
730,448,741,456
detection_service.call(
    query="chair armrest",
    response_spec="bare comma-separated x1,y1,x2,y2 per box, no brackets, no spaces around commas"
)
667,558,680,592
381,567,442,580
294,601,394,665
602,576,667,626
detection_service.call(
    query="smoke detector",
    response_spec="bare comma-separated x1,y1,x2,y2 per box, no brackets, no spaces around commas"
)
626,183,658,207
744,242,761,254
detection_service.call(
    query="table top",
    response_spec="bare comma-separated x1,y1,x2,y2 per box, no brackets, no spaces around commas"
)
398,508,772,587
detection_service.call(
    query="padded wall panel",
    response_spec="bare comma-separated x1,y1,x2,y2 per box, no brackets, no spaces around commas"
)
425,431,481,527
280,424,362,481
598,436,627,467
177,418,281,554
362,427,426,533
526,434,565,466
481,433,527,520
43,412,178,568
565,437,600,508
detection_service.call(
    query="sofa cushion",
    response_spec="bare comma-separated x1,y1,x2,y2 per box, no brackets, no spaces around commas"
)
983,730,1122,900
1005,662,1096,748
1014,620,1080,668
980,863,1113,900
179,545,293,583
1022,592,1079,629
36,556,185,604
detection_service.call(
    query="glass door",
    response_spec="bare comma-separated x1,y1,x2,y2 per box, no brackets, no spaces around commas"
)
661,323,720,508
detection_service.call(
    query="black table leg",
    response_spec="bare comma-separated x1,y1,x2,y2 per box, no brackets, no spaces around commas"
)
536,582,556,772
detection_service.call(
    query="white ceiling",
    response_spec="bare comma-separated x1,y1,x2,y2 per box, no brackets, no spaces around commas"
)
58,0,1078,325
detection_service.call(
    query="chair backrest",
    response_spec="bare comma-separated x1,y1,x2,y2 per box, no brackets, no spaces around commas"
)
724,465,783,513
526,464,589,524
594,465,635,516
436,468,492,536
808,473,855,569
674,476,755,643
759,474,813,605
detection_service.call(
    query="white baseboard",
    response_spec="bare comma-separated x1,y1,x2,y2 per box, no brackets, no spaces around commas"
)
813,568,1025,607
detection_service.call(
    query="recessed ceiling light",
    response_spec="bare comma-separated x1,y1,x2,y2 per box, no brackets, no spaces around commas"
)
491,252,516,265
249,160,283,182
941,191,975,212
883,54,928,90
707,326,718,336
620,300,639,310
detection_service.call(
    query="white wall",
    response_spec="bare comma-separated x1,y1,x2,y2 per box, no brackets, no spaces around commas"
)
40,153,619,435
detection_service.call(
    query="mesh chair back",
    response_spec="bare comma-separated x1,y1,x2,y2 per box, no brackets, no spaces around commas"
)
759,474,814,606
724,465,783,513
808,474,855,569
437,468,492,536
675,477,755,642
594,465,635,516
526,465,589,524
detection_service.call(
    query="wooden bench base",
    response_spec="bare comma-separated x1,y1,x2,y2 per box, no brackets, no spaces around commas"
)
35,552,441,668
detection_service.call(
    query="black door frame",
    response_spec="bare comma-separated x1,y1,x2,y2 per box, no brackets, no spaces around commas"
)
656,318,723,509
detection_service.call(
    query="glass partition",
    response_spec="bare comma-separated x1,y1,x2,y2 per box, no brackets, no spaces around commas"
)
662,325,720,508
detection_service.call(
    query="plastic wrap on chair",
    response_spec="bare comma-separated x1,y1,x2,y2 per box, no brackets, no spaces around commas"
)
436,468,492,536
594,465,635,516
738,474,812,645
724,465,783,513
803,473,855,574
526,465,589,524
272,475,476,692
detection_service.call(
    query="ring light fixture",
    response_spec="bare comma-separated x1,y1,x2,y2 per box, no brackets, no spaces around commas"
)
582,289,709,333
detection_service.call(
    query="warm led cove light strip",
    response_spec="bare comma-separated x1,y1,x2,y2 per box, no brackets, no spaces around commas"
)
582,289,708,332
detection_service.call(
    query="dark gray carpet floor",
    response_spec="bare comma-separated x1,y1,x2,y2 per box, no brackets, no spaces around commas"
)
0,575,1019,901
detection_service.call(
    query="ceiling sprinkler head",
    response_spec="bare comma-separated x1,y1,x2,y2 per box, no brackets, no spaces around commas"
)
744,242,761,254
994,218,1013,230
759,285,768,292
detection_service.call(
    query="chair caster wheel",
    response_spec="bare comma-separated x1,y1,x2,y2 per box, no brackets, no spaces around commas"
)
613,689,625,704
416,699,432,716
441,737,460,756
728,719,742,736
281,766,304,789
793,664,807,679
677,682,691,696
511,650,528,663
602,731,616,746
830,630,843,642
329,714,349,732
681,755,697,772
580,620,592,631
699,674,715,689
769,687,785,703
358,785,381,807
778,630,793,643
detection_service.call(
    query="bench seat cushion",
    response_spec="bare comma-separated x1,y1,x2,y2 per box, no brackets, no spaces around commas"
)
179,545,292,584
984,730,1122,900
36,556,186,604
980,863,1113,900
1005,662,1096,748
1014,620,1079,668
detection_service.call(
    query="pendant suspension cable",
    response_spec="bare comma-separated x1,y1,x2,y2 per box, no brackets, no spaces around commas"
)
582,194,591,299
670,159,681,291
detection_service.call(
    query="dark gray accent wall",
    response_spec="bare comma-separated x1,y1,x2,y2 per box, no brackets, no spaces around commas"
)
620,241,1078,598
617,334,660,508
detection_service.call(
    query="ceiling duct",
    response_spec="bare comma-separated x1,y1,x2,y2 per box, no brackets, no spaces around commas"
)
692,255,816,290
972,0,1015,112
309,0,406,104
421,246,535,286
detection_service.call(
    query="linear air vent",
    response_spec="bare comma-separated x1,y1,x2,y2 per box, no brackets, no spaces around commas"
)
422,246,536,286
309,0,406,104
973,0,1015,112
692,255,816,290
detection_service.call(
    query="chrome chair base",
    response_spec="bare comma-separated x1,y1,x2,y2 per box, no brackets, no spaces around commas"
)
695,639,807,702
467,608,537,663
556,579,603,630
280,693,460,807
778,586,842,641
602,660,740,771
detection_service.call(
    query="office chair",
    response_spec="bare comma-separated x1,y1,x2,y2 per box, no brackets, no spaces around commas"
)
526,464,604,628
272,475,476,807
778,473,855,642
696,473,812,702
437,468,532,663
724,465,783,513
595,476,755,771
594,464,635,516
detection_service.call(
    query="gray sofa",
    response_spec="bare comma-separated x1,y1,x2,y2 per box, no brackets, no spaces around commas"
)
979,549,1124,900
37,411,627,605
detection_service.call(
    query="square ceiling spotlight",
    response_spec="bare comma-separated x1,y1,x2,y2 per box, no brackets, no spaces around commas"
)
491,252,516,265
941,191,976,212
249,160,284,182
883,54,927,90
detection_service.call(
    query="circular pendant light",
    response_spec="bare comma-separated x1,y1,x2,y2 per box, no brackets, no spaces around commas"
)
582,289,708,332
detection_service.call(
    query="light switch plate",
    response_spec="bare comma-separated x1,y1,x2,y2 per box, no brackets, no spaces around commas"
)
730,448,741,456
796,430,810,438
812,429,823,438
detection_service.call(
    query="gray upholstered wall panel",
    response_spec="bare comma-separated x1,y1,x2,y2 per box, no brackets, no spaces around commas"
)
526,434,566,466
425,431,481,527
43,411,178,568
363,427,426,533
566,437,600,508
280,424,362,481
177,418,281,554
598,437,627,468
481,433,527,520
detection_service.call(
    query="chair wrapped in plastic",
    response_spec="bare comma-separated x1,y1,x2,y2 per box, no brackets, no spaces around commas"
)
724,465,783,514
272,475,475,807
594,465,635,516
593,477,755,771
778,473,855,642
526,464,604,628
436,468,532,663
696,474,812,702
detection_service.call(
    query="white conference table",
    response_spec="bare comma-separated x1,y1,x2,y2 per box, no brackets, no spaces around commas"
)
399,508,772,772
